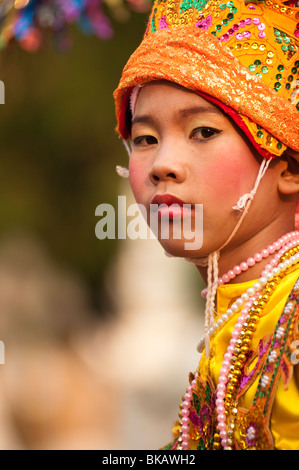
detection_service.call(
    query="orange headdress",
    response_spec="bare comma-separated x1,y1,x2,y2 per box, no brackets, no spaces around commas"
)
114,0,299,158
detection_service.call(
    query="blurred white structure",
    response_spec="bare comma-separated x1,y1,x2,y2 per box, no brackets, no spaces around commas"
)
104,184,205,449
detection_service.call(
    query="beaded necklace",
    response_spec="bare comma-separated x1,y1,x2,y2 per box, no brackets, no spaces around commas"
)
176,238,299,451
197,231,299,352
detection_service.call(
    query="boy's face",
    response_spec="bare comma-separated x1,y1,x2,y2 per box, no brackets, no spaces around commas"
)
128,80,284,259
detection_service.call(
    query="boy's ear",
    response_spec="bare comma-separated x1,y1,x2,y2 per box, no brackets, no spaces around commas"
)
277,151,299,196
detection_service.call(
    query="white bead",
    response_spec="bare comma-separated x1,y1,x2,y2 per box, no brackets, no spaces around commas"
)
247,287,255,296
253,282,261,291
259,277,267,286
277,262,285,271
231,303,239,313
241,292,249,301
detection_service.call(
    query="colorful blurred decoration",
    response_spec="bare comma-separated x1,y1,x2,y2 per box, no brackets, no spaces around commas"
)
0,0,151,51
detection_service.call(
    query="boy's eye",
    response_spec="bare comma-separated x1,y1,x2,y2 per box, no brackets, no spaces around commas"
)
191,127,221,141
133,135,158,146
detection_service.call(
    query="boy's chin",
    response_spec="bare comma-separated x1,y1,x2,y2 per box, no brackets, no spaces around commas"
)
158,239,205,260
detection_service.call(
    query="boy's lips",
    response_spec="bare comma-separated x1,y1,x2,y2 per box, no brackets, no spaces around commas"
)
150,194,194,219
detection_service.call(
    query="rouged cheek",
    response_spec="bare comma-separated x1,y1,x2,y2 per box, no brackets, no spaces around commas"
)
195,155,259,210
128,157,150,204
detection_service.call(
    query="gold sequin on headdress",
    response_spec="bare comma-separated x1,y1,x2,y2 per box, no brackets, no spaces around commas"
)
114,0,299,157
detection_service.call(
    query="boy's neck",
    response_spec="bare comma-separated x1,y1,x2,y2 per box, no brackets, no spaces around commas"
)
197,222,297,286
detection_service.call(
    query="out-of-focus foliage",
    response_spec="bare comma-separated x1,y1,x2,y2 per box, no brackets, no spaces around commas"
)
0,0,151,51
0,1,151,312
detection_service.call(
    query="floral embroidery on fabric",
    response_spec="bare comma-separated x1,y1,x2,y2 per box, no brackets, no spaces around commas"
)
163,277,299,451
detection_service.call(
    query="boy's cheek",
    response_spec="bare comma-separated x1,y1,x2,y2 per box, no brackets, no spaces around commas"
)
129,159,149,204
195,156,257,206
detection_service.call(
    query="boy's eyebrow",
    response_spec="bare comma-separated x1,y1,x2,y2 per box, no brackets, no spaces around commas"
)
131,106,222,126
131,115,155,127
178,105,223,118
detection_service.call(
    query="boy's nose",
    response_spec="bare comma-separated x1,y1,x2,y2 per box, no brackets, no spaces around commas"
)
149,146,187,184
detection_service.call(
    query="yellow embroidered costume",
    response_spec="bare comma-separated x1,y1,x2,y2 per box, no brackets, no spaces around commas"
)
113,0,299,450
185,266,299,450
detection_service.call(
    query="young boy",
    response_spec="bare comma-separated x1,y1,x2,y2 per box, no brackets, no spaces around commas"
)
113,0,299,450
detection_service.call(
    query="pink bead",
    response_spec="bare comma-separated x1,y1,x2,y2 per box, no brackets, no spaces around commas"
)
216,398,224,407
218,422,226,431
201,289,207,298
217,414,226,423
219,430,227,439
217,383,226,392
247,257,255,267
233,265,242,275
217,390,225,399
222,274,230,283
181,425,189,433
254,253,262,262
228,270,236,279
181,409,189,417
219,375,228,384
222,360,230,369
264,263,273,272
231,330,239,339
240,262,248,271
184,392,192,402
216,405,225,415
182,441,189,450
182,402,190,410
221,438,228,447
224,352,232,361
220,367,229,377
261,249,269,258
240,308,249,317
234,323,243,333
267,244,275,254
181,433,190,441
181,417,190,425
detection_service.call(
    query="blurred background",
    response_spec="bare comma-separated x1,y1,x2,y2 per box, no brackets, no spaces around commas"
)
0,0,204,449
